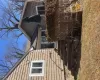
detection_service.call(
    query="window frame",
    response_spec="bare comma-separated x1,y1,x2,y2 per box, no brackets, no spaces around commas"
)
40,30,55,48
29,60,45,76
36,5,45,16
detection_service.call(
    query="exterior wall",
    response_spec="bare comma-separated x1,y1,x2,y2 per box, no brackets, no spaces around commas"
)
5,49,66,80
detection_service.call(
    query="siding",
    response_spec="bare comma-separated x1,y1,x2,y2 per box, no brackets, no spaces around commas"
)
5,49,68,80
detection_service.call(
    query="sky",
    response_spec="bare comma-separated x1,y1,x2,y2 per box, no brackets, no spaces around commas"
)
0,35,27,59
0,0,28,60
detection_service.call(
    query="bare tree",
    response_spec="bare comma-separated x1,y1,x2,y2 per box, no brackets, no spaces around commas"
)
0,60,11,79
9,0,26,13
0,0,25,38
0,43,25,79
0,0,26,78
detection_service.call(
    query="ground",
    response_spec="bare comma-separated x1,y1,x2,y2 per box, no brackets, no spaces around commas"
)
78,0,100,80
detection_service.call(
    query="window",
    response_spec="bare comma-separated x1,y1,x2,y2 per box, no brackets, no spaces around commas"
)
36,5,45,15
41,31,46,36
41,42,54,49
41,30,55,49
30,60,44,76
41,36,48,42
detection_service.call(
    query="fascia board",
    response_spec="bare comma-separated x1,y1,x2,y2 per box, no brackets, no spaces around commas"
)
18,1,31,41
18,0,43,41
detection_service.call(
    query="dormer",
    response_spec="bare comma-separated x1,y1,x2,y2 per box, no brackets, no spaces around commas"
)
19,0,56,49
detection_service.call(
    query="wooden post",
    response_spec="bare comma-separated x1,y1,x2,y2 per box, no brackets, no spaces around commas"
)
36,27,41,49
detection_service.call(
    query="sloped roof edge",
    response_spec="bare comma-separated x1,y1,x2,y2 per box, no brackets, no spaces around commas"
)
3,48,55,80
18,0,31,40
3,48,31,80
18,0,44,41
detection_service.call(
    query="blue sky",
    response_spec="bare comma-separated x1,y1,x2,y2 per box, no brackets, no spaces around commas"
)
0,0,28,60
0,31,28,60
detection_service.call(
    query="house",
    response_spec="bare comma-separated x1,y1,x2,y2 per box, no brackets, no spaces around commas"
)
45,0,82,80
3,0,82,80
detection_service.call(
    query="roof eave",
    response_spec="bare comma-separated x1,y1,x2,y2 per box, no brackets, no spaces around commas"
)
18,0,31,41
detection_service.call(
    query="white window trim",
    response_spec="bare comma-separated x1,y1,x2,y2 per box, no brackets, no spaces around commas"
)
41,42,55,44
41,30,55,48
29,60,45,76
41,42,55,49
36,5,45,16
41,30,46,32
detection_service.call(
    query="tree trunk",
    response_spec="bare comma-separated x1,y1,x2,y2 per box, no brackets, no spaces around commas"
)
79,0,100,80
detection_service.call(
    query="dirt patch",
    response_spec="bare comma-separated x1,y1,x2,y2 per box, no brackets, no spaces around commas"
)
78,0,100,80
